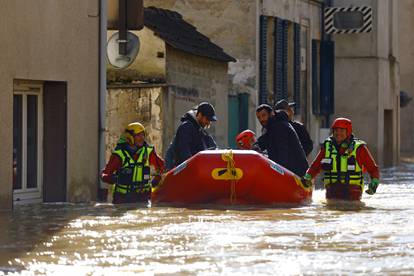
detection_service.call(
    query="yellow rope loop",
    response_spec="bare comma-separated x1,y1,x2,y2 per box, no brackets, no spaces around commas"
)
222,150,237,204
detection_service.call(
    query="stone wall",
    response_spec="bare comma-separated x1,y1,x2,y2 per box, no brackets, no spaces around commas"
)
260,0,324,157
106,46,229,160
143,0,325,159
144,0,257,129
106,85,166,161
165,46,230,149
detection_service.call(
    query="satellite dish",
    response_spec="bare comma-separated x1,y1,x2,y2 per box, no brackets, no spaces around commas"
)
107,31,140,69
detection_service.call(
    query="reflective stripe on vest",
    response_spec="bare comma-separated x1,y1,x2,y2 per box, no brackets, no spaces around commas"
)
112,145,154,194
323,138,365,188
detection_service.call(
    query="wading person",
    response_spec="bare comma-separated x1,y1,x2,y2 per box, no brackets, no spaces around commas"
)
274,99,314,157
303,118,380,201
101,122,165,204
170,102,217,167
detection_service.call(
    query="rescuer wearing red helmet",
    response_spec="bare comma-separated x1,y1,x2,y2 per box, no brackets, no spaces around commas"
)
303,118,380,201
236,130,257,150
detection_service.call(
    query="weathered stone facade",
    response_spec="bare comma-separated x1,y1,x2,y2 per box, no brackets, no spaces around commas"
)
105,7,232,157
106,85,166,160
144,0,258,128
144,0,324,158
165,46,230,148
144,0,402,166
105,46,230,160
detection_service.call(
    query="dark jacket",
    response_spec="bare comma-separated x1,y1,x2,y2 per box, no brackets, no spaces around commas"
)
257,111,309,176
290,120,313,156
172,111,216,166
165,133,217,170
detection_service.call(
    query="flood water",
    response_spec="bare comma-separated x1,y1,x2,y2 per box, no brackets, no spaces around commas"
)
1,164,414,275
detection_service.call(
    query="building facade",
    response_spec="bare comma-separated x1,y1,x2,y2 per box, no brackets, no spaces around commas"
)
106,7,234,157
144,0,325,154
331,0,400,166
144,0,401,166
399,0,414,158
0,1,101,209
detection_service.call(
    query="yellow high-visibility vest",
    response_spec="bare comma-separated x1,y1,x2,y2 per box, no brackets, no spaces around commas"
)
322,138,365,188
112,145,154,194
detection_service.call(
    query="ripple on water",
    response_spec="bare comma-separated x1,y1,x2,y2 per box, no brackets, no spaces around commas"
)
0,165,414,275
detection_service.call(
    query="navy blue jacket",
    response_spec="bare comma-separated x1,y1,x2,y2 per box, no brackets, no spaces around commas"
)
172,111,216,167
290,120,314,156
257,111,309,176
165,133,216,170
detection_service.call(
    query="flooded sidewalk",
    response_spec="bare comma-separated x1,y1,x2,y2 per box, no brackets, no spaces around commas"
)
1,164,414,275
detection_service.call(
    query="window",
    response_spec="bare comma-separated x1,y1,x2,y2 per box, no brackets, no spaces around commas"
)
13,88,43,204
333,11,364,30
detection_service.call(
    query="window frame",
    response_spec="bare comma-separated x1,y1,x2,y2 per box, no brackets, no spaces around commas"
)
13,85,44,204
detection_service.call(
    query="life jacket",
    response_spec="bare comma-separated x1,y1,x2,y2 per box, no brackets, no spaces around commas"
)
322,137,366,188
112,143,154,194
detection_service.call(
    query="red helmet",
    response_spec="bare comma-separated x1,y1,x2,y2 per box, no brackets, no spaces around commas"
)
331,117,352,136
236,130,256,150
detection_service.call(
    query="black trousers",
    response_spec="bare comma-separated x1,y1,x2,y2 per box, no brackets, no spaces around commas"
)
326,183,362,201
112,191,151,204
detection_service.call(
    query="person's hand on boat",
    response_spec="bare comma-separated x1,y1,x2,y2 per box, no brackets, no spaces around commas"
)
365,178,379,195
301,173,313,188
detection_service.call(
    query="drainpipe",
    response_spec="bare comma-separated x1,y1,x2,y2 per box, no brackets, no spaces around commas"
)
322,0,332,128
98,0,107,200
255,0,262,135
323,0,333,42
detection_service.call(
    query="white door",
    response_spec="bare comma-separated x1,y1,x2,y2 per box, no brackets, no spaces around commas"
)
13,88,43,204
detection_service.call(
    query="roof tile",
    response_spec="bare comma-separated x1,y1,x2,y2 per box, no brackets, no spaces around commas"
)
144,7,236,63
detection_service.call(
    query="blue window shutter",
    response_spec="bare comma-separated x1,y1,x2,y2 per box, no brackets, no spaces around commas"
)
274,18,289,103
282,20,288,100
274,18,284,103
312,40,320,115
320,40,335,115
293,23,301,114
259,15,268,104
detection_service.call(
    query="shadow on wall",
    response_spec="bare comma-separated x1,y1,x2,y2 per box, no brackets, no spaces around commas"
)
400,91,412,107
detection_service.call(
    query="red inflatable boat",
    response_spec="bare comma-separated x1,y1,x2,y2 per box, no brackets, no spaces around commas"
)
152,150,312,206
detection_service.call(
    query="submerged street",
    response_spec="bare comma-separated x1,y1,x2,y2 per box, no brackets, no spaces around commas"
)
1,1,414,275
1,163,413,275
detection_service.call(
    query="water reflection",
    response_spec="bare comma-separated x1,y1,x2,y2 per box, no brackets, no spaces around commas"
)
1,164,414,275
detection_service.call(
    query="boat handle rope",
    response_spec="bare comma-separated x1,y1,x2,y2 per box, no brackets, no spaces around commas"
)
222,150,238,204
